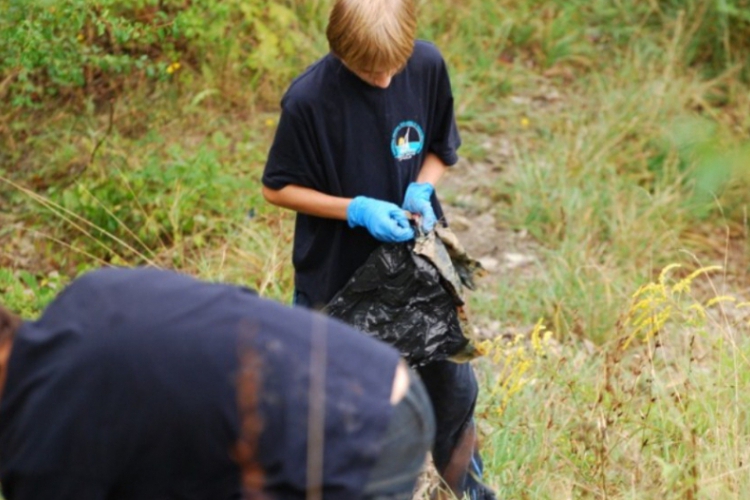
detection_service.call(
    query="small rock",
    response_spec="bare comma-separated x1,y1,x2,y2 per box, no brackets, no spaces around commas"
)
475,213,496,226
503,252,535,268
496,138,514,158
455,194,476,208
478,257,499,272
510,95,531,105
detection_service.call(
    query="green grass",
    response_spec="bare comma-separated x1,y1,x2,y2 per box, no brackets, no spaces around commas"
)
474,267,750,498
479,352,719,500
2,1,750,498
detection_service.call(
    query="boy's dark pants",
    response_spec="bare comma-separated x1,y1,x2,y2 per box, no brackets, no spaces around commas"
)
416,360,484,495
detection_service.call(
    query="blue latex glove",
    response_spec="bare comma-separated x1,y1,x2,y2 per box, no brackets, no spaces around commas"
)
347,196,415,242
402,182,437,232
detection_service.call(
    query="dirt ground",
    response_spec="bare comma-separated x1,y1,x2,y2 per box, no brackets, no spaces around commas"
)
438,154,545,340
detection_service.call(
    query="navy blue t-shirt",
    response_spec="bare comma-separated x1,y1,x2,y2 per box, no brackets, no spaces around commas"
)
0,267,399,500
262,41,461,307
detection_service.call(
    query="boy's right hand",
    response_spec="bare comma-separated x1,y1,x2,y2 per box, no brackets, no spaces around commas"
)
347,196,415,243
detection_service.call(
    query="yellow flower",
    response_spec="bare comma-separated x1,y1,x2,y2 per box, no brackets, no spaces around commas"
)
520,117,530,128
166,62,181,75
76,33,84,42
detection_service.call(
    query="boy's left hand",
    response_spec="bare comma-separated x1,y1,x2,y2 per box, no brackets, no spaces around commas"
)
402,182,437,232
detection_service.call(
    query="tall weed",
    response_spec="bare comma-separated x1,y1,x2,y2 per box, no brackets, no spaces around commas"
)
477,265,750,497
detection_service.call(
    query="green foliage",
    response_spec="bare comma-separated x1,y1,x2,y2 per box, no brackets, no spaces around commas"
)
665,118,750,218
1,1,750,498
0,268,67,318
476,267,750,498
0,0,327,107
1,0,172,106
452,20,750,342
419,0,750,124
655,0,750,79
164,0,326,100
3,0,748,109
23,131,268,267
418,0,597,123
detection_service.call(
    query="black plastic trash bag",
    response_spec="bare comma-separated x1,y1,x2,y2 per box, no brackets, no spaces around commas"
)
325,226,485,367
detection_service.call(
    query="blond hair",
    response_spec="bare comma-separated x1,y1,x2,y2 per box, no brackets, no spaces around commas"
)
326,0,417,72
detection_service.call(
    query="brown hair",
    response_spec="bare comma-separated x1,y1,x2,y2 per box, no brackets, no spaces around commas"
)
0,305,21,345
326,0,417,73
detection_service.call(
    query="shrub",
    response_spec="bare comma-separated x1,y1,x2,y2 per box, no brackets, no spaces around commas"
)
40,140,260,262
0,0,326,107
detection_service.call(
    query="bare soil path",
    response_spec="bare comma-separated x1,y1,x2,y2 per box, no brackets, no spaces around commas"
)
439,153,543,339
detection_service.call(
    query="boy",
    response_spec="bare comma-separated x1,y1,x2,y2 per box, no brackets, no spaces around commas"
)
262,0,496,498
0,267,434,499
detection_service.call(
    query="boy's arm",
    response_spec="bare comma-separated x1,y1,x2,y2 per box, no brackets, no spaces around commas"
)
262,184,350,220
262,184,415,243
416,152,450,187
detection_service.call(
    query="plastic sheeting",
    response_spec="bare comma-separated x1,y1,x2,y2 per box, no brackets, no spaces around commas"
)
325,227,484,366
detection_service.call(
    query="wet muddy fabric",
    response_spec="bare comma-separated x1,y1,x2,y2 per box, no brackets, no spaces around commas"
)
0,267,400,500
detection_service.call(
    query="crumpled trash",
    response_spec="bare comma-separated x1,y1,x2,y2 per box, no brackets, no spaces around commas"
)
324,226,486,366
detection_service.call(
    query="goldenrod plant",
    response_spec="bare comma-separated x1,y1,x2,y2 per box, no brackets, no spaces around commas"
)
621,264,725,350
477,320,553,417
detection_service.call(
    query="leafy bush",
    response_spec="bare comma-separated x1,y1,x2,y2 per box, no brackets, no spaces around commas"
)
1,0,173,106
3,0,747,109
0,0,326,107
40,139,260,262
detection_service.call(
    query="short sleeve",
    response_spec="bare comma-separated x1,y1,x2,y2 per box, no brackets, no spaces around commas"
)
429,57,461,166
262,99,323,191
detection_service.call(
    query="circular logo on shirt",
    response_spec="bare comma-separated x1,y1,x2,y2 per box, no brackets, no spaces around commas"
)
391,121,424,161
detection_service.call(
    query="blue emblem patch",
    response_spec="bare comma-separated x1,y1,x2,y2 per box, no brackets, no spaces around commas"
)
391,121,424,161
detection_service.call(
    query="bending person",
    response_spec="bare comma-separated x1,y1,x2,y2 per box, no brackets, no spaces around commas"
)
0,267,434,500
